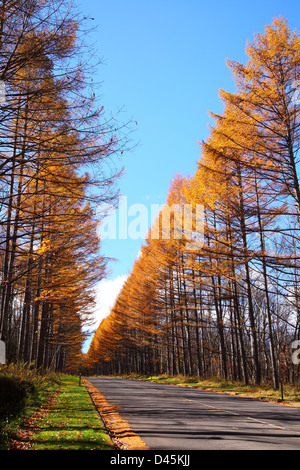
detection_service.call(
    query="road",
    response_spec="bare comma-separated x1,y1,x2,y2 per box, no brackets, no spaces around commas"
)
86,377,300,450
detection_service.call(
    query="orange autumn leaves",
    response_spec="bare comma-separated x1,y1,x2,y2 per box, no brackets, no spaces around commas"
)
0,1,122,371
86,18,300,387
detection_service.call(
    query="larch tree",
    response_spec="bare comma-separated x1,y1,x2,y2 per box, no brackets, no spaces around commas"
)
0,0,127,369
86,17,300,387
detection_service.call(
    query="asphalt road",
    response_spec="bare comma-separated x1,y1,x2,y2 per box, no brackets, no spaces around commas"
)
86,377,300,450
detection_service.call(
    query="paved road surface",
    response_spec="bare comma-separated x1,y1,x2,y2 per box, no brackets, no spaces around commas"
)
86,377,300,450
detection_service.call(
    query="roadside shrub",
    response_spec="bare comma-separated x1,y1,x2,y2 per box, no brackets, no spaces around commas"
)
0,375,32,420
0,364,48,421
0,363,61,448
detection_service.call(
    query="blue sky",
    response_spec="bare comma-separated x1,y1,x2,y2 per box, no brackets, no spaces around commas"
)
76,0,300,349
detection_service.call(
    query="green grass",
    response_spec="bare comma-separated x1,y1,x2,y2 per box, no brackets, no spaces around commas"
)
124,374,300,404
32,375,114,450
0,363,60,449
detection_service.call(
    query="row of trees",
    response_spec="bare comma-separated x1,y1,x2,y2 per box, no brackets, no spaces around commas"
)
86,18,300,387
0,0,124,370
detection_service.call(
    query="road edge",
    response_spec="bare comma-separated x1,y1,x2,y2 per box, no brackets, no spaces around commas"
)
133,378,300,408
82,378,150,451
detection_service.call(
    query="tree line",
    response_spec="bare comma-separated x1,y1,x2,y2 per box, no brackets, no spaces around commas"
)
0,0,125,371
86,18,300,388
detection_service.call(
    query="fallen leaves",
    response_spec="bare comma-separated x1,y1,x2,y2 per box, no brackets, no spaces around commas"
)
9,389,60,450
82,378,149,451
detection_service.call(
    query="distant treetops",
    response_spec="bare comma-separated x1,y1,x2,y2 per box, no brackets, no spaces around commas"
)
86,17,300,388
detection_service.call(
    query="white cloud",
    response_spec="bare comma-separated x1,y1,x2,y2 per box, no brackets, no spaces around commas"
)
82,274,128,353
93,274,128,329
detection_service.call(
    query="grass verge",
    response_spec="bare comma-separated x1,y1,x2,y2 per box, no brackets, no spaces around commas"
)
123,374,300,405
83,378,149,450
0,363,60,449
31,375,114,450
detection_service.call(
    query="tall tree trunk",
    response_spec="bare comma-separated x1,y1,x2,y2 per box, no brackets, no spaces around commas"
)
237,163,261,385
254,172,279,389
